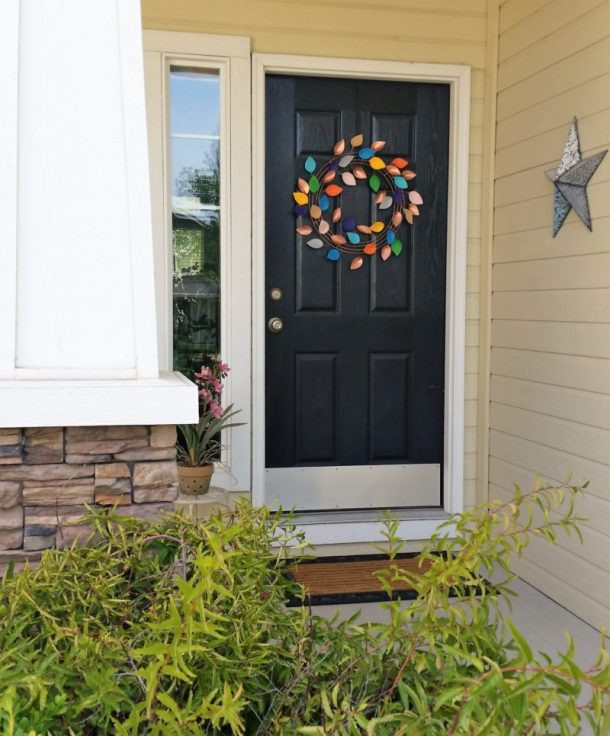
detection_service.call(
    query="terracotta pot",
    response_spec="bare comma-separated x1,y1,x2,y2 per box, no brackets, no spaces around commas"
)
177,463,214,496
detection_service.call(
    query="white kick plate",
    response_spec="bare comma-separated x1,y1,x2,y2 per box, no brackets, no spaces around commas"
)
265,463,441,511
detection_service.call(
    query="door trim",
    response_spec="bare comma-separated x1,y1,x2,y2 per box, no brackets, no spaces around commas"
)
252,53,471,538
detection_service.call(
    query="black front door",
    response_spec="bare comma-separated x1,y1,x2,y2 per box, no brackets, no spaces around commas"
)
264,74,449,511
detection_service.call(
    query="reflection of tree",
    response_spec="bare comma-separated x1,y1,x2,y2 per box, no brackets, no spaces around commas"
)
174,140,219,205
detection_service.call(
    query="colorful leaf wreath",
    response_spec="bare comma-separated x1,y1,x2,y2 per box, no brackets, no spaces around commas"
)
293,133,423,270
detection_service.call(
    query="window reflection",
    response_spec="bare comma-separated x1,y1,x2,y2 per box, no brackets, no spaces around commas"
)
169,67,220,373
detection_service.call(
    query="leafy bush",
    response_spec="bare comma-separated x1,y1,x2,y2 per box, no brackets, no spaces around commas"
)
0,482,608,735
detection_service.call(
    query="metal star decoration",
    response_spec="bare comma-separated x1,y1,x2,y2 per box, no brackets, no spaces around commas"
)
545,118,607,237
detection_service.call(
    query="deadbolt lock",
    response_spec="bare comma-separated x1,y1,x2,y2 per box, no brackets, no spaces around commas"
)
270,287,282,301
268,317,283,333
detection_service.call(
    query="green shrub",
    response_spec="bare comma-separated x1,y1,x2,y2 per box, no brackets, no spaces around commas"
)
0,482,608,735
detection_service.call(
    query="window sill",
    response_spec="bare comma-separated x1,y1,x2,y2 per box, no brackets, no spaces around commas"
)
0,371,198,428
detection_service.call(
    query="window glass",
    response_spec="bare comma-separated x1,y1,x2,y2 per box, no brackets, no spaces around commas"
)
169,67,220,373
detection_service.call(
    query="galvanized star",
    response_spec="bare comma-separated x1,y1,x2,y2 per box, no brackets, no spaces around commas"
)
545,118,607,237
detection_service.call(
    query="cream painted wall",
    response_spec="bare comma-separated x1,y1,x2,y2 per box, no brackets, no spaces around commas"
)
490,0,610,630
142,0,493,509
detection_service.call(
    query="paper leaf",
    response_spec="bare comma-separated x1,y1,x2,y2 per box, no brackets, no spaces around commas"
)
327,248,340,261
319,220,330,234
305,156,316,173
342,172,357,186
369,156,386,170
369,174,381,192
347,231,360,245
391,239,403,256
333,139,346,155
298,178,310,193
370,221,384,233
325,184,343,197
409,190,423,205
371,140,386,152
306,238,324,249
310,204,322,219
332,208,342,223
339,154,355,167
350,256,364,270
293,191,308,205
353,166,367,180
380,245,392,261
331,234,346,245
350,133,364,147
363,243,377,255
309,175,320,193
296,225,313,235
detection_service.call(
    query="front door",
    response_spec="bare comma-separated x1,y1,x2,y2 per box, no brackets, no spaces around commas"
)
265,74,449,511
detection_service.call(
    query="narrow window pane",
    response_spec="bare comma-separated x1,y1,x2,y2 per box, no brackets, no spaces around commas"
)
169,66,220,373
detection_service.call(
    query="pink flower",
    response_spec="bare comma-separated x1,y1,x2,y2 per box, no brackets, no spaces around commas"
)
218,362,230,374
208,399,223,419
194,366,212,380
199,388,211,402
211,378,223,394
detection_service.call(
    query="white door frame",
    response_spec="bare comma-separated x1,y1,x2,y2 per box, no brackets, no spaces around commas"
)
252,54,470,541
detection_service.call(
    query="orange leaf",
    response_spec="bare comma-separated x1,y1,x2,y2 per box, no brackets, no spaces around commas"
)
296,225,313,235
353,166,367,180
323,171,336,183
363,243,377,255
357,224,372,234
392,157,408,169
298,178,310,193
385,164,401,176
325,184,343,197
403,170,416,180
332,208,342,223
350,256,364,270
380,245,392,261
392,211,403,227
371,140,386,151
331,234,346,245
334,139,346,155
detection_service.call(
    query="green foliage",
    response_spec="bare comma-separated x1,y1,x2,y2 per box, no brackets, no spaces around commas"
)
0,481,608,735
177,404,243,466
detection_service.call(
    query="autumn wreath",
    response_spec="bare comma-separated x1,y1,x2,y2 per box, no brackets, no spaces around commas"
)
293,133,423,270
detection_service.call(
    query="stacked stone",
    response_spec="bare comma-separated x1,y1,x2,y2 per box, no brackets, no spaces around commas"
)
0,425,178,553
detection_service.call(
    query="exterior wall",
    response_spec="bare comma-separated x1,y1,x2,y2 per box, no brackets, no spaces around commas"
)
0,426,179,556
141,0,493,508
490,0,610,629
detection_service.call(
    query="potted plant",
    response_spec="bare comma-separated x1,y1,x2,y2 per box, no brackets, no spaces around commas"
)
176,360,243,495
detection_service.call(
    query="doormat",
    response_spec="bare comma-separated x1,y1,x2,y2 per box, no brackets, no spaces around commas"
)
285,553,437,607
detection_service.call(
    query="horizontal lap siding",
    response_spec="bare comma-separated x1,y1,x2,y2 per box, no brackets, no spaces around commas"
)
142,0,491,508
492,0,610,629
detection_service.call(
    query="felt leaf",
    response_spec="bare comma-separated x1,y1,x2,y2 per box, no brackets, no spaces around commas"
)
392,211,403,227
350,256,364,270
369,174,381,192
339,154,355,167
327,248,340,261
306,238,324,249
393,176,408,189
310,205,322,219
380,245,392,261
359,147,374,160
309,175,320,193
332,208,342,223
386,230,396,244
391,239,403,256
403,170,417,180
333,139,346,155
357,224,372,234
379,196,393,210
298,178,309,193
353,166,367,179
363,243,377,255
371,140,386,151
323,171,336,183
293,192,308,205
370,221,384,233
325,184,343,197
391,157,408,169
350,133,364,147
369,156,386,170
319,195,330,212
347,231,360,245
305,156,316,173
319,219,330,234
342,216,356,231
404,208,414,225
409,190,423,205
296,225,313,235
385,164,401,176
331,233,346,245
342,172,357,186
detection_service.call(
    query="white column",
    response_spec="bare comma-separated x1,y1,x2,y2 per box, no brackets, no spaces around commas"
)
0,0,197,426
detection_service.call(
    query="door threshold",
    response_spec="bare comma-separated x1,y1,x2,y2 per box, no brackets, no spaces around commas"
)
282,507,452,546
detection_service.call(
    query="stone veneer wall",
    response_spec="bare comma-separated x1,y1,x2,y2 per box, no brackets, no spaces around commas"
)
0,425,178,552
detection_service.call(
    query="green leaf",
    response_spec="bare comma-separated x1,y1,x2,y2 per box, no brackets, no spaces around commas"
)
309,175,320,193
391,239,403,256
369,174,381,192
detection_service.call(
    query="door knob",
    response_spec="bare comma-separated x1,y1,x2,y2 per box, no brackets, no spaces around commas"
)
268,317,284,333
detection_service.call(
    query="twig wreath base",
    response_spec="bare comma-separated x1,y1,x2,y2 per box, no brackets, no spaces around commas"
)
293,133,423,270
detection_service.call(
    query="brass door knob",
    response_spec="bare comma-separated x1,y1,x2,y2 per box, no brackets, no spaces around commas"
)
268,317,283,333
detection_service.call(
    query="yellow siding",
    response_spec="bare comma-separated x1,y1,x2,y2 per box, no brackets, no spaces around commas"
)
142,0,493,508
491,0,610,629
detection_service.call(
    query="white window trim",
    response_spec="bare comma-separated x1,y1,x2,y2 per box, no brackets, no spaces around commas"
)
144,31,251,492
251,53,471,543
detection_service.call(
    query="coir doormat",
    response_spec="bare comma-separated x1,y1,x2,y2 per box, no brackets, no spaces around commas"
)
286,553,435,607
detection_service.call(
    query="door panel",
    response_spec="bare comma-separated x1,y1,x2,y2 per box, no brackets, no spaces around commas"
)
264,74,449,510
